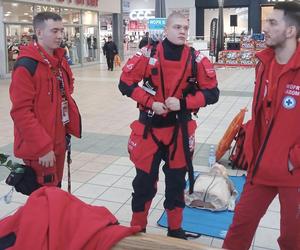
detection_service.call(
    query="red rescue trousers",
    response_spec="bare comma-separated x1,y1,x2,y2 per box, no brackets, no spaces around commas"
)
223,182,300,250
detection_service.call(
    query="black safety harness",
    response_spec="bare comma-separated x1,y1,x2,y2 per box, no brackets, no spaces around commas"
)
139,43,199,194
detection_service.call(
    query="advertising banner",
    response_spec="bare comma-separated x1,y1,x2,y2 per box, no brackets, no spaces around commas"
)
209,18,218,57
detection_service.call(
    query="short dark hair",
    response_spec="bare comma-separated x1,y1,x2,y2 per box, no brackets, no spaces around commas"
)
274,1,300,38
33,12,62,31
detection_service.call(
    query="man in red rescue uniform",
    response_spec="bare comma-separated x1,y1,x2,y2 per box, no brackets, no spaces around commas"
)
223,2,300,250
10,12,81,190
119,12,219,239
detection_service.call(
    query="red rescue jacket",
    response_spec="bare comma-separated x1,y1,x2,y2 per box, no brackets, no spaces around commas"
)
10,43,81,159
245,45,300,186
119,42,218,111
0,187,140,250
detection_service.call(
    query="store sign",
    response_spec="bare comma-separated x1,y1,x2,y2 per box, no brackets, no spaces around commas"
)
123,0,130,13
148,18,166,30
148,18,166,42
36,0,98,7
129,9,155,21
32,5,59,12
128,20,146,31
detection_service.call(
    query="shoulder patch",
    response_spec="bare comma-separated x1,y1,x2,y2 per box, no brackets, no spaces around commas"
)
13,57,38,76
122,53,145,73
195,51,205,63
201,57,216,78
140,46,151,57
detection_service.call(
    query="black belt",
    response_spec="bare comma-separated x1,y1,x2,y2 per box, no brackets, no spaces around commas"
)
139,110,191,128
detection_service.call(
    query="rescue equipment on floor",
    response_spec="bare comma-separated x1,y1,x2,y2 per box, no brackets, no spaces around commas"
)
185,163,238,211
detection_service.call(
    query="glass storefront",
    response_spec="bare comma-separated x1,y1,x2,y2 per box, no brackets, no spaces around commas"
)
63,26,81,65
204,8,249,40
6,24,33,71
2,1,100,73
82,11,99,63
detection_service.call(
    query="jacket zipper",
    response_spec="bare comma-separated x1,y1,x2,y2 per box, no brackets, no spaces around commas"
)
250,71,285,183
254,62,265,114
51,78,54,103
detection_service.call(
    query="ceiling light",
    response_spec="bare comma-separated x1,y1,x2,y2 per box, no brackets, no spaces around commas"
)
4,13,10,17
24,13,29,15
12,3,18,7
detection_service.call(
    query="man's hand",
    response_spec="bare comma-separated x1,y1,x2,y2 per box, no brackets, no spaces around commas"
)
39,151,56,168
165,97,180,111
152,102,168,115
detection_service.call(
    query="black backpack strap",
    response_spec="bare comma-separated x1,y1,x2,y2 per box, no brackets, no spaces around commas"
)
190,47,197,79
13,57,38,76
150,41,159,58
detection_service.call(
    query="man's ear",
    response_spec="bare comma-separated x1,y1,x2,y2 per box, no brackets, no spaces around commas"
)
286,25,297,39
35,27,43,41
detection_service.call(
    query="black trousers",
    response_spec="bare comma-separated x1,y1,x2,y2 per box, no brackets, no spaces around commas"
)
106,56,114,70
131,146,186,230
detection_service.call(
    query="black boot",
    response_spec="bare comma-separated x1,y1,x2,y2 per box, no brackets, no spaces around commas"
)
167,228,187,240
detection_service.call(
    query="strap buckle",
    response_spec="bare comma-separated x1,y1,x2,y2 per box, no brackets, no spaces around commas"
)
187,76,197,84
147,110,155,117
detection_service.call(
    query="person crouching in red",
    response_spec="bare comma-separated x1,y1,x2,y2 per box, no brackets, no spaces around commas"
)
10,12,81,192
119,12,219,239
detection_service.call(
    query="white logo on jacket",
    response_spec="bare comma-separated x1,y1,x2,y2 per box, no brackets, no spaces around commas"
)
282,96,296,109
126,64,134,70
149,57,157,66
285,84,300,96
128,138,137,151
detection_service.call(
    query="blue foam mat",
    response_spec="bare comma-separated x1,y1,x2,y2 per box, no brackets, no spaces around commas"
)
157,174,246,239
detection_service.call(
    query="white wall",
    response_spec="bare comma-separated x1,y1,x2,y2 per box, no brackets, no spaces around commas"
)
124,0,154,12
165,0,196,37
101,0,121,13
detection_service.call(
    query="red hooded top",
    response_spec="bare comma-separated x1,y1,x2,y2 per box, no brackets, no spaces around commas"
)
10,43,81,159
244,45,300,186
0,187,140,249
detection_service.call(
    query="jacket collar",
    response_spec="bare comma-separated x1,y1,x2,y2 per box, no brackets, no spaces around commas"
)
18,43,66,68
256,43,300,71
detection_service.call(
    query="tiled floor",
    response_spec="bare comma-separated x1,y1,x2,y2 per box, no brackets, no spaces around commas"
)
0,63,280,249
